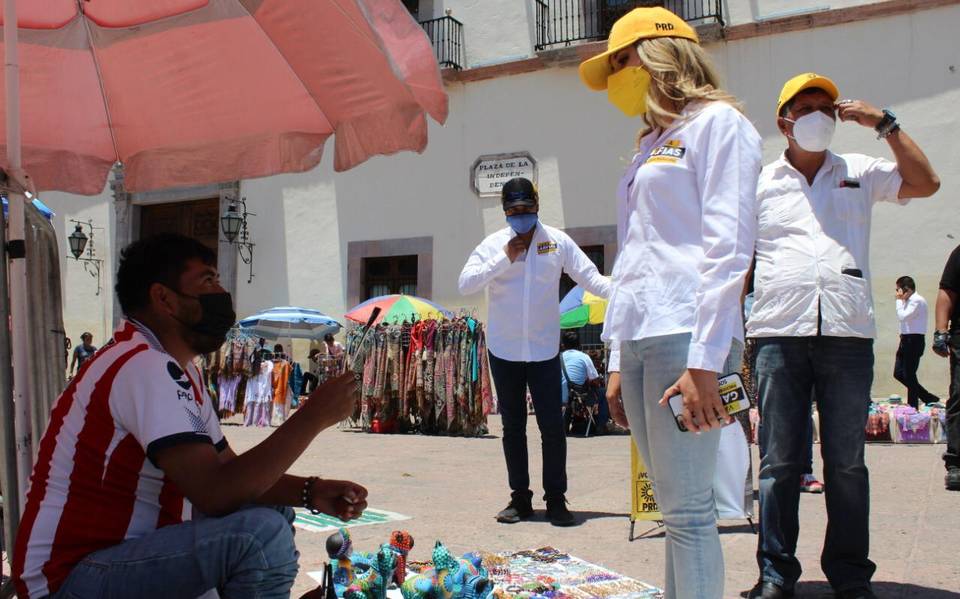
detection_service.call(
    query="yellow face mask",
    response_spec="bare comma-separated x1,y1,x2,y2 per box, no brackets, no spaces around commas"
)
606,66,651,117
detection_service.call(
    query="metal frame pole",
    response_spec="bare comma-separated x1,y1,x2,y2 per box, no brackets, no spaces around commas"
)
5,0,34,511
0,178,19,577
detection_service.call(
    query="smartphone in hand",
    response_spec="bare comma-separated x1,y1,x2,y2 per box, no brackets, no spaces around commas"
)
667,372,750,432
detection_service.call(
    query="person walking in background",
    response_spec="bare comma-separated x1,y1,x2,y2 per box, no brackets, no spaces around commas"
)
746,73,940,599
894,275,939,409
68,332,97,377
322,332,345,357
932,246,960,491
580,7,761,596
458,176,611,527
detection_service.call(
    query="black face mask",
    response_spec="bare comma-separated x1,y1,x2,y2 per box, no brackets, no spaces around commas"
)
171,289,236,345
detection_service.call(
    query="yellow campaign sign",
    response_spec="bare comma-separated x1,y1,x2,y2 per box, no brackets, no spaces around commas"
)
630,440,662,522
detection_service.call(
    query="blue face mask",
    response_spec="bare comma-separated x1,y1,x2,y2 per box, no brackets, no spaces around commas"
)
506,213,538,234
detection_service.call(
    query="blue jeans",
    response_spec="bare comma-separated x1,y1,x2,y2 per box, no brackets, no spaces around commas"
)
50,506,299,599
619,333,742,599
754,337,875,593
488,352,567,499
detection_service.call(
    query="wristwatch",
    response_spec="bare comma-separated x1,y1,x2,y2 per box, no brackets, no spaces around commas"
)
875,108,899,139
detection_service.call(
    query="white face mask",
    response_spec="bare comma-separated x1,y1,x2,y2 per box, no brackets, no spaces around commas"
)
785,111,836,152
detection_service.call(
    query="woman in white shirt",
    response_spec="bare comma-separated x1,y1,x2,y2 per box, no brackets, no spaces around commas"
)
579,7,762,598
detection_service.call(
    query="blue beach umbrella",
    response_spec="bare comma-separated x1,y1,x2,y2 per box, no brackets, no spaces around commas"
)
238,306,342,340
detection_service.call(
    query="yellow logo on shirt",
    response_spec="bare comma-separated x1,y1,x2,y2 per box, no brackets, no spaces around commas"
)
537,241,559,255
646,139,686,164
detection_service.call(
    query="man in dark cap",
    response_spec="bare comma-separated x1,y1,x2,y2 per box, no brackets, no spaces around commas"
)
459,177,610,526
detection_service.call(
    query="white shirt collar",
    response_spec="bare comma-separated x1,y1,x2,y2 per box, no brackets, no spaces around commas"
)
127,318,166,352
772,149,844,178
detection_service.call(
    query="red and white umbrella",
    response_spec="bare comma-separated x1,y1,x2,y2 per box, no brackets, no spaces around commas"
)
0,0,447,194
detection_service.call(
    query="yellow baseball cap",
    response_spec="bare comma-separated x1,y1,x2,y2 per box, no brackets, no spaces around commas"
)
776,72,840,116
578,7,699,91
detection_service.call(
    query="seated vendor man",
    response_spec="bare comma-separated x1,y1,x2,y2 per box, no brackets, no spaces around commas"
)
560,331,609,432
13,233,367,599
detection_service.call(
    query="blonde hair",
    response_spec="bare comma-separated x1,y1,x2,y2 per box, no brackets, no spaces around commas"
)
634,37,742,146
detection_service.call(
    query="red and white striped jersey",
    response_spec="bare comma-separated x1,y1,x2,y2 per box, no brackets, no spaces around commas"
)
13,320,226,599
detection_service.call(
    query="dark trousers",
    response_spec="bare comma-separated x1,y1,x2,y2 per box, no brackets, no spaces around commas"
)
946,337,960,469
302,373,319,394
755,337,876,593
488,352,567,499
893,334,937,409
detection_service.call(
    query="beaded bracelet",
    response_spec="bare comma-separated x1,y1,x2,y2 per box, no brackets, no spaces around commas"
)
302,476,322,515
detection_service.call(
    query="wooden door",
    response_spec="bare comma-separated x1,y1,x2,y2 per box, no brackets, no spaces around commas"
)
140,198,220,257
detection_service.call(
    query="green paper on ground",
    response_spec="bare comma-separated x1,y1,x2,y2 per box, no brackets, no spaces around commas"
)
293,507,411,533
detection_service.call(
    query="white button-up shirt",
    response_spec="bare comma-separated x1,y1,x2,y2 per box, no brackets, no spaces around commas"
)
459,223,611,362
604,101,762,373
747,151,905,339
897,293,928,335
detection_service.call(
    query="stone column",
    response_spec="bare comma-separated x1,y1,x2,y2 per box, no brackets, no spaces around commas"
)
110,165,134,330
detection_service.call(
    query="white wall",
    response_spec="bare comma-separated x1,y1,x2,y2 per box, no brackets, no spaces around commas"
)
716,4,960,395
727,0,881,26
39,187,114,353
48,3,959,396
441,0,535,67
422,1,897,63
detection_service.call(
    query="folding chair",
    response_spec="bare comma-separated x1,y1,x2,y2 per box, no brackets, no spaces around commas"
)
561,358,598,437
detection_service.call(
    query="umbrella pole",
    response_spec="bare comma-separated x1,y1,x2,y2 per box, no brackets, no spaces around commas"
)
0,178,19,577
5,0,34,512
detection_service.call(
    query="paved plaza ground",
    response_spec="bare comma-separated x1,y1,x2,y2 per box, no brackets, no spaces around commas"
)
3,415,955,597
221,415,959,599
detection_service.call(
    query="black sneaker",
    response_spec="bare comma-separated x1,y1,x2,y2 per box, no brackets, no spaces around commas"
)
545,495,576,527
496,492,533,523
946,466,960,491
745,581,793,598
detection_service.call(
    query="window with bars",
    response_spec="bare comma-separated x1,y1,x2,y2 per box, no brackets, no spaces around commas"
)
535,0,723,50
363,255,418,301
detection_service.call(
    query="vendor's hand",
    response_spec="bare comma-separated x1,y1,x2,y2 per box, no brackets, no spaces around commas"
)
306,372,359,428
659,369,730,433
836,99,884,129
309,479,368,520
606,373,629,428
504,236,529,263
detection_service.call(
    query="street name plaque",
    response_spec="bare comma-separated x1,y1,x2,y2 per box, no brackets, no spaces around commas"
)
471,152,536,197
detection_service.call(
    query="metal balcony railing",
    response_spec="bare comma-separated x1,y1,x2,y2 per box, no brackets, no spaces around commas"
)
420,16,465,70
535,0,723,51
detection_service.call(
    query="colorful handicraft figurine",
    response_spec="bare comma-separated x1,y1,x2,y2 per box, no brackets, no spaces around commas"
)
390,530,415,585
345,545,397,599
327,528,355,593
327,528,416,599
401,541,493,599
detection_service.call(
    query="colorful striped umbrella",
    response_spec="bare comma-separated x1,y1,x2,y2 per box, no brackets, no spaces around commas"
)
345,295,453,325
559,286,608,329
